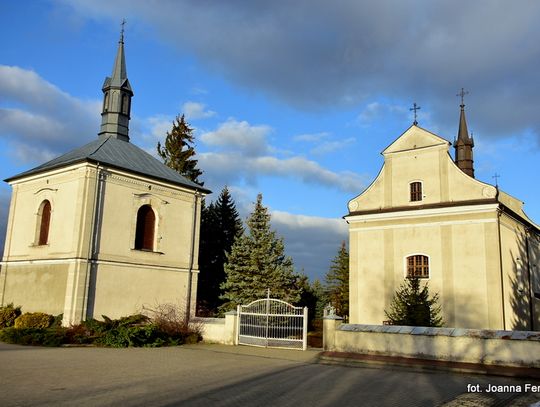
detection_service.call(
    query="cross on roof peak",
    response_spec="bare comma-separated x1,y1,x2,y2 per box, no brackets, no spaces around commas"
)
492,173,500,187
409,102,421,125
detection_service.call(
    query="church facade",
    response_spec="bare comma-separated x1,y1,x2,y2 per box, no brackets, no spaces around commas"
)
346,104,540,330
0,32,209,326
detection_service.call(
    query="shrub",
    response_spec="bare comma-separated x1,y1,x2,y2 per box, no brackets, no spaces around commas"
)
97,324,167,348
14,312,54,329
65,323,99,345
384,277,443,327
0,307,201,347
50,314,64,328
0,303,22,328
143,303,202,344
0,327,67,347
81,318,109,335
117,314,150,327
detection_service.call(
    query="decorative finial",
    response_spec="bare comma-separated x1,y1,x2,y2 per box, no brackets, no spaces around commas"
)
457,87,469,108
410,102,421,125
120,19,126,43
492,173,500,187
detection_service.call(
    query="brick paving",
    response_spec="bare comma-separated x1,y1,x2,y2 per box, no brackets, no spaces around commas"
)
0,342,538,406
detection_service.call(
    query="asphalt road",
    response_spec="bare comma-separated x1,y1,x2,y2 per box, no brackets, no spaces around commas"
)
1,342,539,406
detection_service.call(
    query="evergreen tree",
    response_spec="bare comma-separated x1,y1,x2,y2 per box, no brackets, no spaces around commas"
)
157,114,203,185
325,242,349,318
298,276,327,328
384,277,443,327
311,279,328,320
219,193,302,311
217,187,243,252
197,187,243,315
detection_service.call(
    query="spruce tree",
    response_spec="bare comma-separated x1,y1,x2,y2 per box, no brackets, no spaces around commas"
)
325,242,349,318
157,114,203,185
219,193,302,311
298,276,326,328
384,277,443,327
197,187,243,315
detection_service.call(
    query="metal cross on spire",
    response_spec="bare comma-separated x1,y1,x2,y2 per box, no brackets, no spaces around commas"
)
457,87,469,107
120,18,127,43
492,173,500,187
410,102,421,125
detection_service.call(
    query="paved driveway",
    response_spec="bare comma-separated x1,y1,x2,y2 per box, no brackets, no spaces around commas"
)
1,342,539,406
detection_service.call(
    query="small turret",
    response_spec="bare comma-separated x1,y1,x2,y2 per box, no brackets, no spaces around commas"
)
453,88,474,178
98,20,133,142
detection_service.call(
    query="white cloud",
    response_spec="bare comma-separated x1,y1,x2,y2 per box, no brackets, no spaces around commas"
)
310,137,356,155
271,210,347,237
59,1,540,140
182,101,216,120
197,118,365,193
0,108,66,142
200,118,271,157
293,132,330,143
11,143,57,165
271,210,348,280
358,102,407,125
190,87,208,95
294,131,356,155
137,114,174,142
199,151,364,193
0,65,99,121
0,65,100,162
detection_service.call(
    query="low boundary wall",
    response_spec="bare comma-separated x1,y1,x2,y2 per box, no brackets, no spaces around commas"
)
324,317,540,368
193,311,238,345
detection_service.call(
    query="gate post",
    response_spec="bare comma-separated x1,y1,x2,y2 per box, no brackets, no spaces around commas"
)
323,315,343,351
302,306,308,350
235,305,241,345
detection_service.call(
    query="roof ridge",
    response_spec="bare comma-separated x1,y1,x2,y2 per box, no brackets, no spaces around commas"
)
88,137,111,158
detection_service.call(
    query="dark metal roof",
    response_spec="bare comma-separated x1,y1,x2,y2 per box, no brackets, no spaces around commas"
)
5,136,210,193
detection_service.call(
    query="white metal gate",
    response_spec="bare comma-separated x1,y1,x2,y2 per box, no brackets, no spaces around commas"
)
237,297,308,350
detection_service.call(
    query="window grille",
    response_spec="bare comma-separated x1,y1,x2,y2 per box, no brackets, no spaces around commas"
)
410,181,422,202
407,254,429,278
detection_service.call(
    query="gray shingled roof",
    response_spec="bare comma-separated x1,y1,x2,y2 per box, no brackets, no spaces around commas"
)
5,136,210,193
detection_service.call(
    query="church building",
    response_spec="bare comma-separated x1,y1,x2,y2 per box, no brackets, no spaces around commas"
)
0,31,209,326
346,99,540,330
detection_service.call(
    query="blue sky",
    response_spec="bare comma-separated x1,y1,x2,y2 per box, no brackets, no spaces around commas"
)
1,1,540,281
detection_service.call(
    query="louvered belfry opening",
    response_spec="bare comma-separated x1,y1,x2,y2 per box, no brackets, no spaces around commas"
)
135,205,155,250
38,200,51,245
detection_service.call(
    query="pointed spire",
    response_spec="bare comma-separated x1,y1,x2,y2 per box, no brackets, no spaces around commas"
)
453,88,474,178
110,19,128,87
98,20,134,142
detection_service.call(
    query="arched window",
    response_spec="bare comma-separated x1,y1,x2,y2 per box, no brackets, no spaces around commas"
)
134,205,155,251
406,254,429,278
410,181,422,202
38,200,51,245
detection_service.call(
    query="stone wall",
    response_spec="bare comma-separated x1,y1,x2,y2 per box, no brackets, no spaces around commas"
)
324,317,540,368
